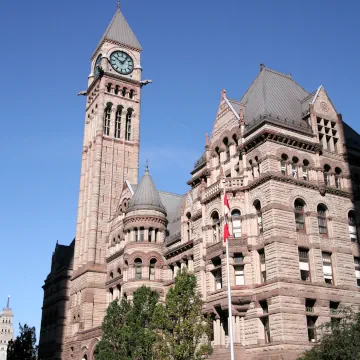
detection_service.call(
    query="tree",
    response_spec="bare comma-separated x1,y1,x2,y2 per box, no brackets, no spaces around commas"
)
299,309,360,360
95,286,159,360
153,269,213,360
7,323,37,360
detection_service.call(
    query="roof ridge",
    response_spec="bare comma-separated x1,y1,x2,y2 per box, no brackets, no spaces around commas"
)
158,190,184,198
301,90,316,104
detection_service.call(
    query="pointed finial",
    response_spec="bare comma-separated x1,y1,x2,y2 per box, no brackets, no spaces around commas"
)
145,160,149,172
6,296,10,309
221,89,227,99
206,133,209,146
117,0,120,10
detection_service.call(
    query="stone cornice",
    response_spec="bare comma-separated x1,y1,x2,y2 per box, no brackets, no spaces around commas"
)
71,263,107,281
164,240,193,259
123,214,167,228
240,129,319,155
106,248,125,263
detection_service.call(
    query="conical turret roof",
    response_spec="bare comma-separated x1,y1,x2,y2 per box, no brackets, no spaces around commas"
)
127,164,166,215
95,7,142,52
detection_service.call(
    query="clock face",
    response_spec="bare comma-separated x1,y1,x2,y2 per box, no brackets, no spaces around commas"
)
110,51,134,75
94,54,102,78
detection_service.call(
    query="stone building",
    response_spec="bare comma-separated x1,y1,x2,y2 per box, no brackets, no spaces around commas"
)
39,240,74,360
0,297,14,360
39,4,360,360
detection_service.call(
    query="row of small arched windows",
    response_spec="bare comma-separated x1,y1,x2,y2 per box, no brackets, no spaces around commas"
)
134,258,157,280
214,135,239,162
106,83,136,100
281,154,343,188
294,199,357,241
103,103,132,141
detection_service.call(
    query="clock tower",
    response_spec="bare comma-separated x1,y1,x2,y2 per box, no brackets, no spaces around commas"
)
66,5,143,358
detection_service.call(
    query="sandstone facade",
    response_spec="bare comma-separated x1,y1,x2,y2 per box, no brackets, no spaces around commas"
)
39,5,360,360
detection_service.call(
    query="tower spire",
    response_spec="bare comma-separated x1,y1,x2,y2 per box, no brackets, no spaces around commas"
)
6,296,10,309
145,160,149,173
117,0,120,10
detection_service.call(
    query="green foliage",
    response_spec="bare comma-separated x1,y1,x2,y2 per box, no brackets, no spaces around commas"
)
7,323,37,360
95,286,159,360
153,269,213,360
299,308,360,360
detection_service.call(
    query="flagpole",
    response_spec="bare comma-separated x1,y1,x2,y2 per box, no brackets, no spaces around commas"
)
223,181,235,360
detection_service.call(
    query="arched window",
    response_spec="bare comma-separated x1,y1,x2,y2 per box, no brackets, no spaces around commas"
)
110,271,114,279
117,267,121,276
231,209,241,238
223,137,230,160
302,160,309,181
135,258,142,280
116,284,121,299
323,165,331,186
186,212,191,241
154,229,158,243
82,355,88,360
134,227,139,242
255,156,260,175
281,154,288,175
254,200,263,234
149,259,156,280
129,89,135,99
106,83,112,93
233,134,238,146
122,87,127,97
214,147,221,166
294,199,305,232
211,211,220,243
114,85,120,95
349,211,358,242
109,288,114,302
148,228,153,242
317,204,328,235
125,109,132,141
103,105,111,136
335,167,342,189
114,106,122,138
292,157,299,178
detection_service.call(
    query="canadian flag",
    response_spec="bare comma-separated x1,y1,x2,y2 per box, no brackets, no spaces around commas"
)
224,192,230,215
224,192,231,242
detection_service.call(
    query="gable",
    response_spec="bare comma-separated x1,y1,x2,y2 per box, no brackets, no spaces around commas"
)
211,98,239,143
312,87,338,121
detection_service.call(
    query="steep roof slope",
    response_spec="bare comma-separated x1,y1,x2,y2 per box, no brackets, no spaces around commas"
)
96,8,142,52
240,66,309,122
128,167,166,214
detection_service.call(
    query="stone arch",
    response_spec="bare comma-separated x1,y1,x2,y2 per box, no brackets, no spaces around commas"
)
89,338,100,360
206,200,221,221
144,251,164,266
287,188,310,209
124,251,147,265
249,189,267,211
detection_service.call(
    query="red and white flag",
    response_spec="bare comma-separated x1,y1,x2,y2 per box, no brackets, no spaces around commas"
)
223,192,231,242
224,192,230,215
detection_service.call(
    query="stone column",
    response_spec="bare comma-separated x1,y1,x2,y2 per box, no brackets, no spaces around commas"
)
145,228,149,242
152,228,156,242
220,319,225,346
235,316,241,344
232,316,236,343
215,318,221,345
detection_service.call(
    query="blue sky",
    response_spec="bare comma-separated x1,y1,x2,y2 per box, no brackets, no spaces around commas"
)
0,0,359,339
